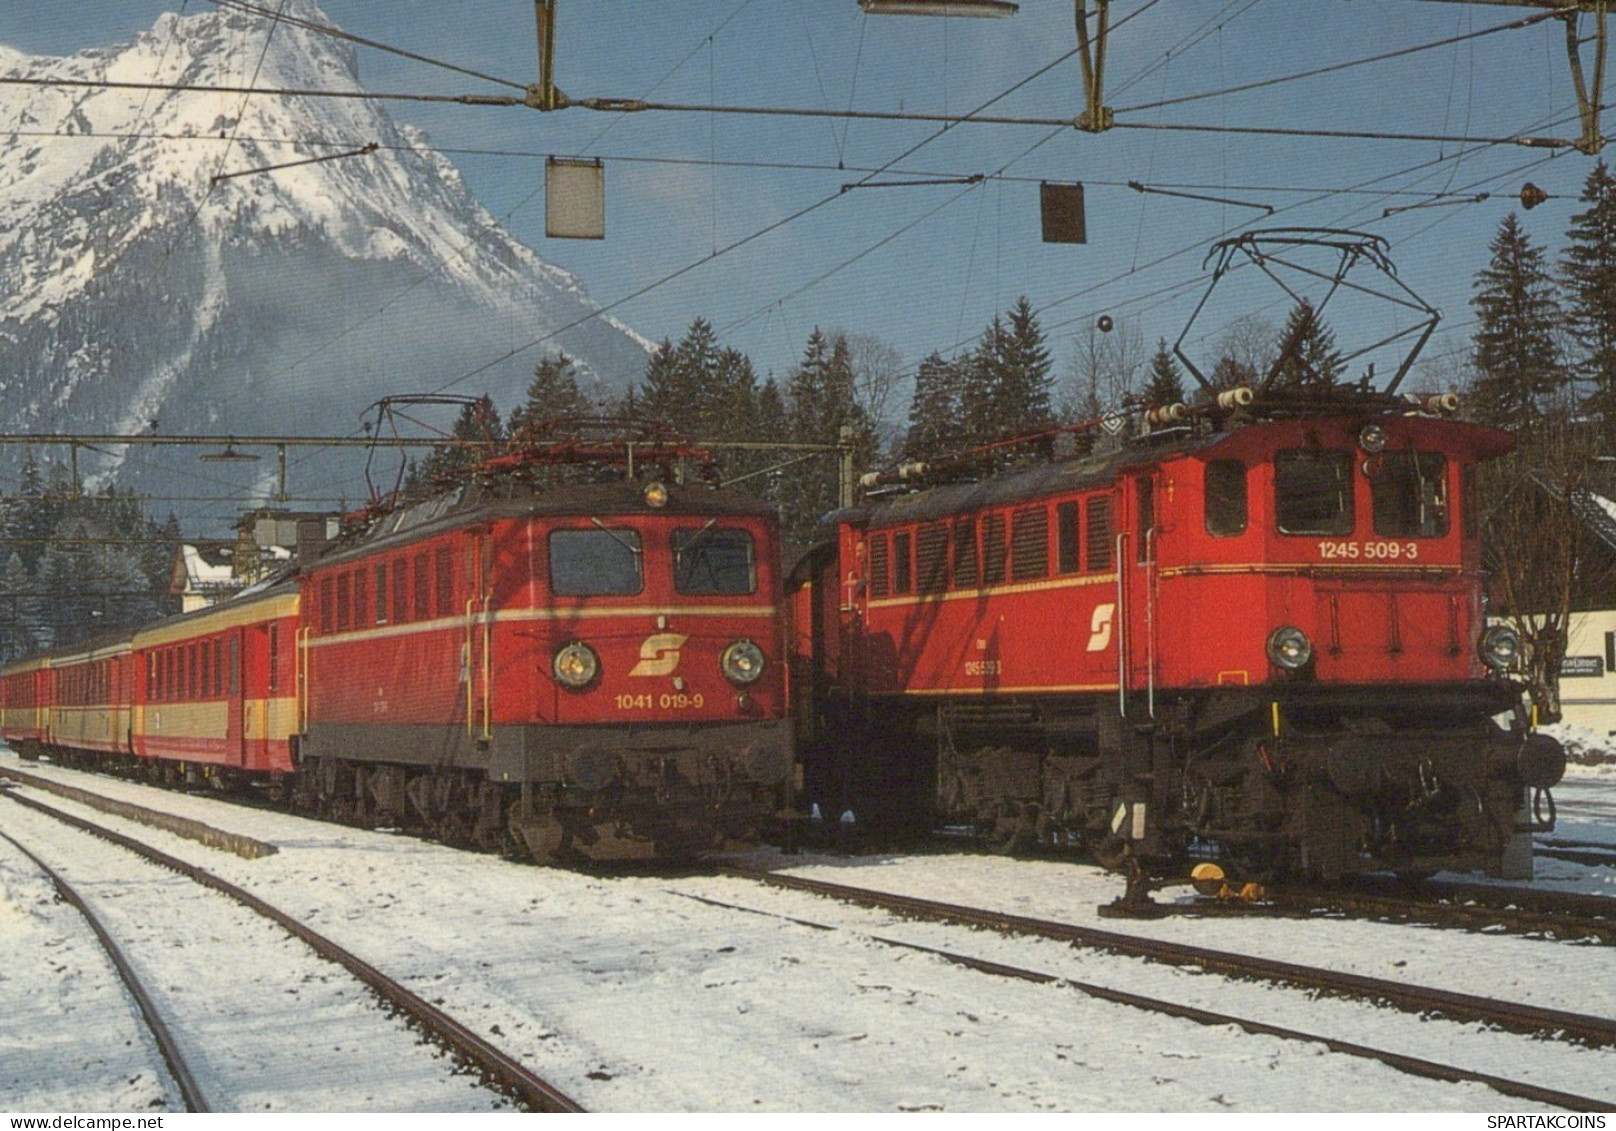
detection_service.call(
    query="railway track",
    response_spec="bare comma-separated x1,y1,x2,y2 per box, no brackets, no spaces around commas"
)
668,882,1612,1111
724,864,1616,1049
1261,875,1616,944
0,785,583,1112
0,827,210,1111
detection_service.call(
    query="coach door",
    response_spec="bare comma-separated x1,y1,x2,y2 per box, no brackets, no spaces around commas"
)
1118,473,1159,716
466,532,493,747
226,628,247,768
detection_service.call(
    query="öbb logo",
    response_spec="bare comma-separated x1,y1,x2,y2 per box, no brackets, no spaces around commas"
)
629,633,689,677
1086,604,1115,652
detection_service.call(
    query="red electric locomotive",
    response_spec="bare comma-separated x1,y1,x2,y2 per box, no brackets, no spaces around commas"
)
792,232,1565,890
290,454,792,860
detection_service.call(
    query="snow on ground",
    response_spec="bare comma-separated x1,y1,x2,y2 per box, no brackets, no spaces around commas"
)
0,800,510,1112
1,750,1613,1112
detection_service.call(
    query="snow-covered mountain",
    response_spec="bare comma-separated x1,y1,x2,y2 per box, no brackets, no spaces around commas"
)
0,1,650,501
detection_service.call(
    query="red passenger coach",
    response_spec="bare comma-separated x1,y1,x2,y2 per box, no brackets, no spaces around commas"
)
130,584,300,780
1,635,137,762
295,476,792,859
794,392,1566,889
1,654,59,758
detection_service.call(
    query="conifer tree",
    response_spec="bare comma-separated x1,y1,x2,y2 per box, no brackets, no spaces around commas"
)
957,298,1055,453
1268,300,1345,390
782,329,876,545
1470,213,1565,426
904,351,964,458
1560,159,1616,419
508,352,593,439
1143,338,1186,406
408,397,505,491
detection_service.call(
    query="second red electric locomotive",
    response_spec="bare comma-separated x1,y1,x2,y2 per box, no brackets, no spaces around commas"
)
791,391,1565,886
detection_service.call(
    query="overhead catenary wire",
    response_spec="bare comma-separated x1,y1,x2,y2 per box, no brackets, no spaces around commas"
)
9,2,1603,539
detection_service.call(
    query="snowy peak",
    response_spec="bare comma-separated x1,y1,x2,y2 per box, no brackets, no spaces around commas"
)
0,3,651,502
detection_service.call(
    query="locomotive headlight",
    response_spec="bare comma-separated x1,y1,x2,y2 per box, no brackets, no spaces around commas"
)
1479,625,1520,671
643,481,669,508
721,640,766,686
1266,626,1313,670
1358,424,1388,454
552,642,600,689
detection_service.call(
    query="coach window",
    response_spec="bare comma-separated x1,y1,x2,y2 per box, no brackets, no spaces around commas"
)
1011,506,1049,581
548,528,644,596
868,534,891,598
672,528,756,595
436,545,455,615
1086,497,1113,571
268,624,279,694
1275,449,1353,536
213,639,223,696
916,524,949,594
1205,460,1248,536
982,514,1007,585
952,518,979,588
892,531,913,595
1372,451,1449,538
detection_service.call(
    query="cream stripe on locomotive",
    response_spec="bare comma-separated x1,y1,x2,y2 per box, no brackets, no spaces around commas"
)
304,604,778,649
1157,563,1466,579
866,572,1117,611
897,682,1120,696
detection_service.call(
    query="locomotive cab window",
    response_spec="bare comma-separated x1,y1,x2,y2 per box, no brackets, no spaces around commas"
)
1205,460,1248,536
1371,451,1449,538
672,527,756,595
1275,449,1353,535
549,528,644,596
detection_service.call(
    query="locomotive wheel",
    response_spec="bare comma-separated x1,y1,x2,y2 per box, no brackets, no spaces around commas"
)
982,802,1038,855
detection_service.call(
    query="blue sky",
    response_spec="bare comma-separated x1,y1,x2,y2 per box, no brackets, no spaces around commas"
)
2,1,1605,412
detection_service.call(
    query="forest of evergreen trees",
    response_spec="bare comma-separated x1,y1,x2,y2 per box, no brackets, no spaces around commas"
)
0,451,179,661
8,161,1616,690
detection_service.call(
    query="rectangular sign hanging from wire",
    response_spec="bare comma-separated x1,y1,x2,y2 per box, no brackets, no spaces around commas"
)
546,157,605,240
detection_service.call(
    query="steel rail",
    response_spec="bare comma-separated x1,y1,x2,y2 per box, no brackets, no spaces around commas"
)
673,887,1613,1112
0,788,584,1113
0,826,210,1113
732,866,1616,1047
1274,879,1616,945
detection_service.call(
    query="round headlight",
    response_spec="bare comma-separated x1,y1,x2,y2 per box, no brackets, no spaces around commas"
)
1266,626,1313,671
1479,625,1520,671
721,640,766,686
552,642,600,689
643,481,669,508
1358,424,1388,454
